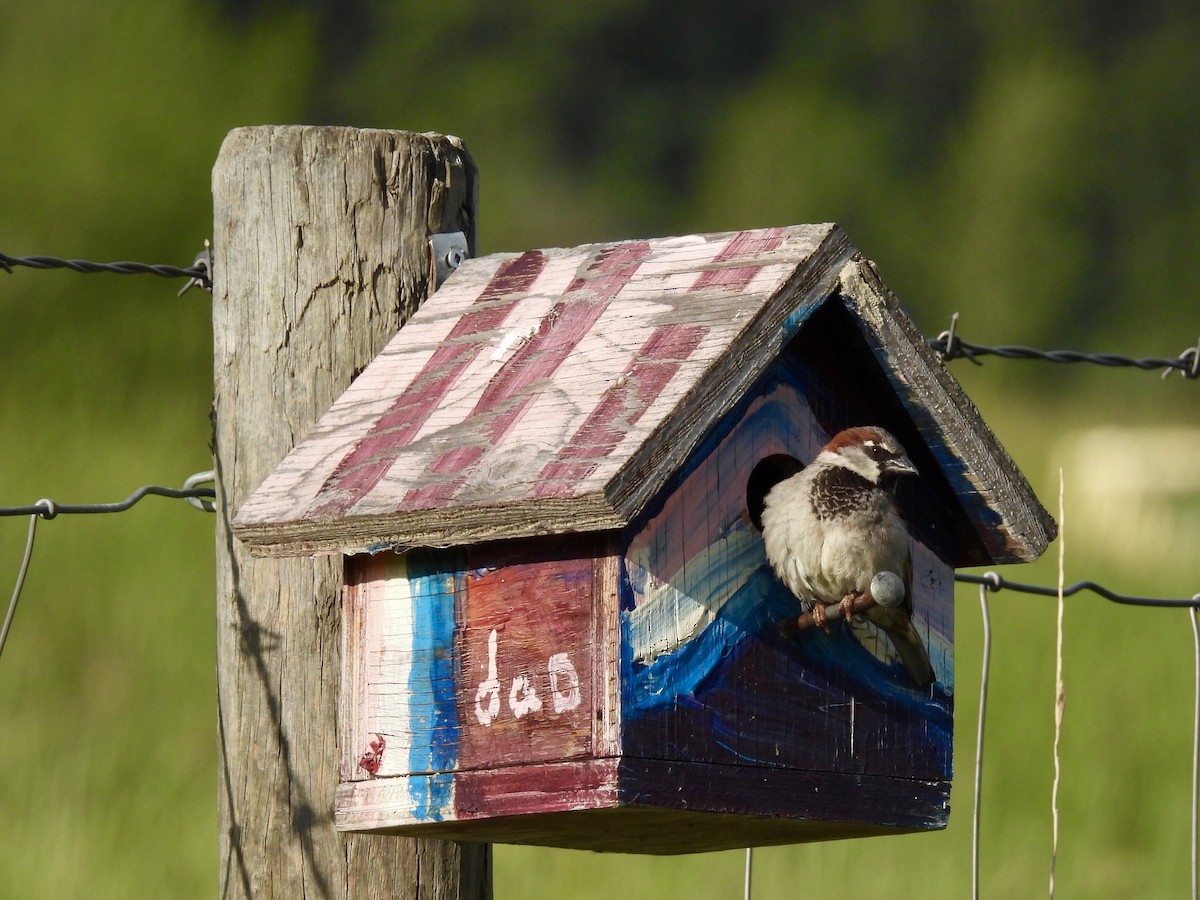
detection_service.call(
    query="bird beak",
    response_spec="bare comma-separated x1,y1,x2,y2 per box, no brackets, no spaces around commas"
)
886,454,918,477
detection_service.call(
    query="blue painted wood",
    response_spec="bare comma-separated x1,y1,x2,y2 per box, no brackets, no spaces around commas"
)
619,350,954,810
404,549,461,821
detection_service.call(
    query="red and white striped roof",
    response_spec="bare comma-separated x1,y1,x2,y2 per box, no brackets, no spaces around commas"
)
234,224,857,554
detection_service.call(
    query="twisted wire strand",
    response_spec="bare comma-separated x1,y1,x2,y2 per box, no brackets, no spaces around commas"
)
928,313,1200,378
0,245,212,292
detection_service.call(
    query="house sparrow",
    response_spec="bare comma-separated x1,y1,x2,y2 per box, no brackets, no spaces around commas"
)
760,426,936,688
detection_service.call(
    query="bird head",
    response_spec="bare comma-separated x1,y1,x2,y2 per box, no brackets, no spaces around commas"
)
820,426,917,485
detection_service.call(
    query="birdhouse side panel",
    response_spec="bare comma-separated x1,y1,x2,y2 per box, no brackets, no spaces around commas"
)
340,539,607,828
620,358,954,786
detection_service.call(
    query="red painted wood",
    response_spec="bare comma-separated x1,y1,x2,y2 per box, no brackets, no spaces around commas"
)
691,226,786,291
314,250,547,516
454,758,620,820
534,322,709,495
456,543,596,772
407,242,654,506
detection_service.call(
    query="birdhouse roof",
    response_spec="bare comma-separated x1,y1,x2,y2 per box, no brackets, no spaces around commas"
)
234,224,1054,563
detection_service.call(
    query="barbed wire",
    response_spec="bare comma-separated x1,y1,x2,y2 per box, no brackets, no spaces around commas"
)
956,571,1200,608
5,242,1200,896
0,242,212,294
929,312,1200,379
6,249,1200,378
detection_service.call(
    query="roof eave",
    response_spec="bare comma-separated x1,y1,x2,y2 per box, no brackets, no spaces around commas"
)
236,491,626,558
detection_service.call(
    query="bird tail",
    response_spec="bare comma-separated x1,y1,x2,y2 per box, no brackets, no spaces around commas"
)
888,620,936,689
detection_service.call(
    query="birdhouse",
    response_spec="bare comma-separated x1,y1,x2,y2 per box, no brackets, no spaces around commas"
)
233,224,1054,854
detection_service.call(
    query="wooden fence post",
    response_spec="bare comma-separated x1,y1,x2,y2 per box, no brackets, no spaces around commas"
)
211,126,489,898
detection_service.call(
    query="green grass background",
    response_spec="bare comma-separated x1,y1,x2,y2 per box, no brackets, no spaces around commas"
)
3,2,1200,896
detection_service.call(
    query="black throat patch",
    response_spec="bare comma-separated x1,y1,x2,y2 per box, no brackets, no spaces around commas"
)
809,464,875,520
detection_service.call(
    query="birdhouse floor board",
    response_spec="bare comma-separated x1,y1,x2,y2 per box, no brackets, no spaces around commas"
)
363,808,925,855
334,757,947,853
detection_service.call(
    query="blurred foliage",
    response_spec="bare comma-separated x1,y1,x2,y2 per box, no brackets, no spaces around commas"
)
1,0,1198,896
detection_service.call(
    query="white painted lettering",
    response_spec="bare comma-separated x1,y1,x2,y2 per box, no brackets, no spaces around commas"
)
508,673,542,718
472,630,580,725
473,628,501,726
547,652,581,713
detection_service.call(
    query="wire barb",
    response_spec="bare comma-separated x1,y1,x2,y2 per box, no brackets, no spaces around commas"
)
177,241,213,296
1164,337,1200,381
933,312,982,366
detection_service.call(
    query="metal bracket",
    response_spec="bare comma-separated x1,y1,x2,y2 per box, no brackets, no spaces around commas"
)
178,239,213,296
429,232,469,288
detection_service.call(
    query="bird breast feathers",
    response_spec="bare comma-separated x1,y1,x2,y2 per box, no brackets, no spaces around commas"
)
761,465,909,605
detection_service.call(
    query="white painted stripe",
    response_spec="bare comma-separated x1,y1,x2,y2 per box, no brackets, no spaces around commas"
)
234,256,510,521
412,250,583,443
368,553,414,777
473,237,731,497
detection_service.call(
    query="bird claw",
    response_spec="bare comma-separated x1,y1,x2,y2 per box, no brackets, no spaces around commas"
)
811,602,830,633
840,592,861,624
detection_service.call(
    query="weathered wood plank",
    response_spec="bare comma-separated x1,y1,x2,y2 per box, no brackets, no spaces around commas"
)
591,538,623,758
458,544,595,770
212,125,487,899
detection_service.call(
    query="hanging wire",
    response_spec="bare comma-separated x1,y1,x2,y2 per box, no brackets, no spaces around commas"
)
1048,473,1066,900
1191,606,1200,900
972,582,992,900
929,313,1200,379
956,571,1200,609
0,513,39,661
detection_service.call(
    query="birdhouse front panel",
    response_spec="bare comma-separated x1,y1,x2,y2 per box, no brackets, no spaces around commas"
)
621,352,955,803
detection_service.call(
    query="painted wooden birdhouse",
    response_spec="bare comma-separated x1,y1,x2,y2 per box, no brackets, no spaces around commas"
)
234,224,1054,854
